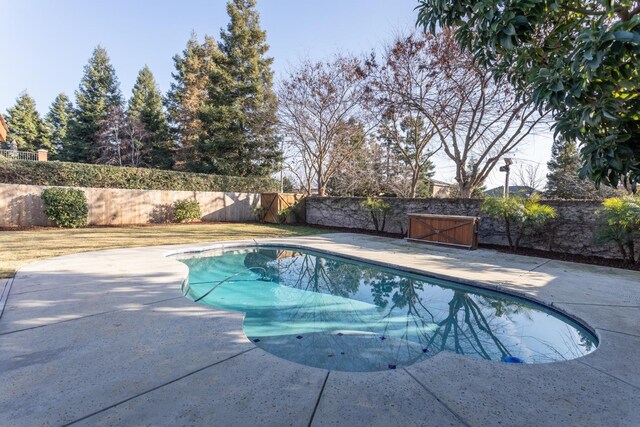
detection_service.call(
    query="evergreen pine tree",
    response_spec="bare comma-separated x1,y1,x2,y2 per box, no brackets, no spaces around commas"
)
198,0,281,176
128,66,174,169
545,138,611,199
166,33,223,171
69,46,123,163
46,93,74,160
4,92,52,152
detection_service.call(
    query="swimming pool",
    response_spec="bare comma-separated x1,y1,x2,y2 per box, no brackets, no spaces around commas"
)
176,246,597,372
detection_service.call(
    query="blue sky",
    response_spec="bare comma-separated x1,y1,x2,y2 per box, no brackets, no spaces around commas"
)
0,0,550,187
0,0,418,112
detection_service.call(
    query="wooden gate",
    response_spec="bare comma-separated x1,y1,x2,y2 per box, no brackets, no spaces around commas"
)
260,193,302,224
407,213,479,249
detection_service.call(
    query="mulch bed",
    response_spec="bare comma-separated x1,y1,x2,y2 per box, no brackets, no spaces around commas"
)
480,244,639,272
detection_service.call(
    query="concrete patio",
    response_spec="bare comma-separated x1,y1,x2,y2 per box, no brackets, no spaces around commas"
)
1,233,639,426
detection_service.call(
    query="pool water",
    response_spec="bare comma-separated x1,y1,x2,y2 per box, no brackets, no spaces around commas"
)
177,247,597,372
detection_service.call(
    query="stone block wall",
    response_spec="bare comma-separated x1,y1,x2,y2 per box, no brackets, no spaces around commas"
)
306,196,630,259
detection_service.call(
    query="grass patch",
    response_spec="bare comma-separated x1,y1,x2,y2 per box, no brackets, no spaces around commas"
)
0,222,326,279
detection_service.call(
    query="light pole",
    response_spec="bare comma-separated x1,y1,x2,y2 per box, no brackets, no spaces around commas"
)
499,158,513,198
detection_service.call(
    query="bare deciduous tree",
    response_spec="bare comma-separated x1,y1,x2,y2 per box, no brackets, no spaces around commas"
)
278,56,376,196
369,31,546,198
377,111,440,197
513,162,545,192
95,105,146,167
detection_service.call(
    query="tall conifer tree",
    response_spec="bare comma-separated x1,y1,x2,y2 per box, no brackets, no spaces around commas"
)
546,138,615,199
198,0,281,176
128,66,174,169
46,93,74,160
69,46,123,163
4,92,52,152
166,33,223,171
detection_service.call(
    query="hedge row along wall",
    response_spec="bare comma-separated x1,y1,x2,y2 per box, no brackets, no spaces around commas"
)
305,196,635,260
0,160,279,193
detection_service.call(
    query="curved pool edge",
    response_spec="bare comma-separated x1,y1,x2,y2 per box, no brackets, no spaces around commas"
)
166,239,602,360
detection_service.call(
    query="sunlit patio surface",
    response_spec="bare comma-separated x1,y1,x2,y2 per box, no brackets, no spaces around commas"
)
1,234,639,426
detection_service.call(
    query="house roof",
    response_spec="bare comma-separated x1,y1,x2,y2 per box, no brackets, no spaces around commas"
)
0,114,8,143
430,179,454,187
484,185,536,197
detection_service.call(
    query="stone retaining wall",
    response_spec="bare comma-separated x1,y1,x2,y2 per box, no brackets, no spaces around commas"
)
306,196,630,260
0,183,259,226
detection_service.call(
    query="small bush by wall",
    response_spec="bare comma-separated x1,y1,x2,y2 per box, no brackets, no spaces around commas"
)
41,187,88,228
0,160,278,193
173,199,202,223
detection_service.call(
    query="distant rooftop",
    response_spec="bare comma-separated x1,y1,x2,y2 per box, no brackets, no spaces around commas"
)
484,185,536,197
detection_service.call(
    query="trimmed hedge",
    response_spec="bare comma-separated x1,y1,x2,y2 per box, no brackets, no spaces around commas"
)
42,187,89,228
0,160,278,193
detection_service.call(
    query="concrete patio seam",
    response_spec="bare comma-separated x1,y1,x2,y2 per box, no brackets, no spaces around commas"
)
576,360,640,392
307,371,330,427
63,347,257,426
526,258,552,273
0,295,185,336
596,327,640,339
403,368,472,427
0,275,16,320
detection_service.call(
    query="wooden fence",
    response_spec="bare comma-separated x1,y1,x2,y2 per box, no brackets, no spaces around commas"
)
260,193,303,224
0,183,259,227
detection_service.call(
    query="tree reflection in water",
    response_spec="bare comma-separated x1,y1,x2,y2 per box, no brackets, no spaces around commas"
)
182,247,596,370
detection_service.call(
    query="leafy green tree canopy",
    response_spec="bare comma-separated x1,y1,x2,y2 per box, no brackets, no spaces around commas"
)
597,195,640,263
416,1,640,191
481,194,556,249
4,92,52,152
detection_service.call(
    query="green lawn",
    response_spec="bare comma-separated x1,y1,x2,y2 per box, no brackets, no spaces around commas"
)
0,222,326,279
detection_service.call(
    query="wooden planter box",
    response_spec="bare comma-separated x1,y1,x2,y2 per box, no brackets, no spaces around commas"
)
407,213,479,249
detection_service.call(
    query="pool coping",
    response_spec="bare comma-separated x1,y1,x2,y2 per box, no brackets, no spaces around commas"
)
1,233,639,426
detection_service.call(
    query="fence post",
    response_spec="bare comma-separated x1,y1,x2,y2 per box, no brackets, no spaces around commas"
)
37,150,48,162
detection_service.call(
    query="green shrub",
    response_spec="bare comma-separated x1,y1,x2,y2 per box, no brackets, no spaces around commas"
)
481,194,556,249
173,199,202,223
277,206,292,224
596,196,640,264
252,205,268,223
360,196,391,232
41,187,88,228
0,160,278,193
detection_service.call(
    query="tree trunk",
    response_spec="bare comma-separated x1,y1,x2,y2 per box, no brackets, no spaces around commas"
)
618,243,628,262
317,165,325,196
504,215,514,249
458,184,473,198
410,167,419,198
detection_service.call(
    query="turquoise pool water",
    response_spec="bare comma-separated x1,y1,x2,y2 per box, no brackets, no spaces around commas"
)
177,246,597,372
